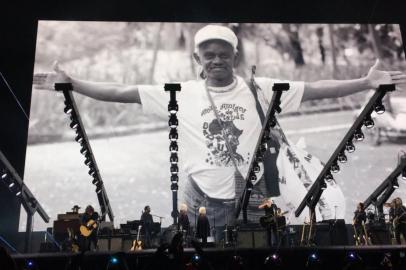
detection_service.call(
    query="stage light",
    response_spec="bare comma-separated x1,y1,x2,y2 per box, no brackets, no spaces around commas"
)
70,120,79,130
75,134,83,143
324,172,334,182
169,128,178,141
170,164,179,174
170,153,178,164
170,141,178,152
249,173,257,181
338,152,347,163
363,115,374,128
320,180,327,190
253,162,261,173
15,190,22,196
259,143,267,154
171,175,179,182
247,181,254,191
191,253,201,264
171,183,178,191
331,161,340,173
354,128,365,141
88,168,96,177
264,253,282,268
1,170,8,179
26,259,35,269
110,256,119,265
85,157,92,166
402,168,406,180
374,101,385,114
168,114,178,128
80,146,88,155
168,102,178,114
269,117,277,128
393,179,399,189
92,178,100,185
8,182,15,188
345,141,355,153
96,185,103,194
64,105,73,114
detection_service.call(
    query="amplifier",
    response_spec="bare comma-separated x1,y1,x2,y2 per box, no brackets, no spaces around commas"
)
98,237,123,251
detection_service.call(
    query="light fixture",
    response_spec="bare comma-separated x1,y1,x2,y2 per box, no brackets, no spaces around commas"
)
338,152,348,163
170,153,178,164
92,178,100,185
80,146,88,155
75,134,83,143
374,101,385,114
269,117,277,128
324,172,334,182
170,164,178,174
171,175,179,182
88,168,96,177
168,102,178,114
64,105,73,114
345,141,355,153
171,183,178,191
363,115,374,128
70,120,79,130
253,162,260,173
169,129,178,141
168,114,178,128
1,170,7,179
331,161,340,173
402,168,406,180
354,128,364,141
169,141,178,152
85,157,92,166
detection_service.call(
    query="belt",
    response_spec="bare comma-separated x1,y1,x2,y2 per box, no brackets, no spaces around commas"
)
189,177,235,204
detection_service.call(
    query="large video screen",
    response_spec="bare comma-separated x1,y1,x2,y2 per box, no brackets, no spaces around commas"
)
23,21,406,231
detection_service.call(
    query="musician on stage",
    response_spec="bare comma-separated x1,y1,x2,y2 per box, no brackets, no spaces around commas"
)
196,206,210,246
178,203,190,233
393,197,406,245
140,205,154,248
352,202,367,245
80,205,99,251
259,198,278,247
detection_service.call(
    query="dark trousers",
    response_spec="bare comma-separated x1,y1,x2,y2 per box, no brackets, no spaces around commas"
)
395,223,406,244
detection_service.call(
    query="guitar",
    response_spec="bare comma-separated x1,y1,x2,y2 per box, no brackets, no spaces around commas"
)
393,211,406,229
80,219,98,237
259,211,288,228
130,225,143,251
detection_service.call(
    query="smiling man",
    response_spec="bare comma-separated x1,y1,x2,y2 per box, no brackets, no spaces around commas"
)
34,24,406,229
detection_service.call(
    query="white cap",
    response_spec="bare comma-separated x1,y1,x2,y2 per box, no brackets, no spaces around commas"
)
194,25,238,53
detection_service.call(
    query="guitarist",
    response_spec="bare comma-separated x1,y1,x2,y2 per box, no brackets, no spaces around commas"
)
80,205,99,251
259,198,278,247
393,197,406,245
352,202,367,245
140,205,153,248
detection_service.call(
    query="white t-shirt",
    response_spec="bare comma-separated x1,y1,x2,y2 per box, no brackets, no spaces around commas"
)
138,76,304,199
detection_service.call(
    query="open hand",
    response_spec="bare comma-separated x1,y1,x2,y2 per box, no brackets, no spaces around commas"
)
33,61,71,91
366,59,406,89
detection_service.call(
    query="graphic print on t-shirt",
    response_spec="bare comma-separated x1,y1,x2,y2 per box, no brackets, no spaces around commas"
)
201,103,249,167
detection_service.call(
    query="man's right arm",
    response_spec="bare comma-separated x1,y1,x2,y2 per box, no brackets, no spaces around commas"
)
70,77,141,104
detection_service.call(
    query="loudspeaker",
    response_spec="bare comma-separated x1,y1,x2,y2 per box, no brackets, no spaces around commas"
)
122,239,133,251
253,230,267,248
111,238,122,251
98,239,110,251
368,225,391,245
237,231,254,248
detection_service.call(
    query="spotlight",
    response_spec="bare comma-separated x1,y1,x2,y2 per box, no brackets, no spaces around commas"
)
345,141,355,153
275,105,282,114
324,172,334,182
191,253,201,265
256,152,264,162
363,115,374,128
263,130,271,141
331,161,340,173
168,102,178,114
75,134,83,143
253,162,261,173
88,168,96,177
170,164,179,174
374,101,385,114
1,170,8,179
92,178,100,185
26,259,35,269
170,153,178,164
259,143,267,154
169,128,178,141
402,169,406,180
354,128,365,141
64,105,73,114
15,190,22,196
171,175,179,182
269,117,277,128
85,157,92,166
264,253,282,267
306,252,321,267
249,173,257,181
169,141,178,152
393,178,399,189
247,181,254,191
70,120,79,130
338,152,347,163
96,185,103,194
80,146,88,155
320,180,327,190
8,182,15,188
168,114,178,128
171,183,178,191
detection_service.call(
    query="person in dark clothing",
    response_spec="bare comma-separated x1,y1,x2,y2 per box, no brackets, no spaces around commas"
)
259,198,278,247
80,205,99,251
178,203,190,233
196,206,211,246
353,202,367,245
140,205,154,248
393,197,406,245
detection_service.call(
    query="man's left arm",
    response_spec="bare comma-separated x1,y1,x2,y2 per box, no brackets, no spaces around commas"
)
302,60,406,102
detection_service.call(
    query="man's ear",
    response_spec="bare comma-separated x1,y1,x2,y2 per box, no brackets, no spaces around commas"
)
193,53,201,65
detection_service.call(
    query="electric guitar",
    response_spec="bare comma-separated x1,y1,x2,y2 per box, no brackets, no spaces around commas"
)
130,225,143,251
259,211,288,228
80,219,98,237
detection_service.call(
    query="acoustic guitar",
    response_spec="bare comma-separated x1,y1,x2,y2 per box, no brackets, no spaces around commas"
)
80,219,98,237
130,225,143,251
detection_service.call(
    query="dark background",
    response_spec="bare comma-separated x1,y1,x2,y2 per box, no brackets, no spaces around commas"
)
1,0,406,247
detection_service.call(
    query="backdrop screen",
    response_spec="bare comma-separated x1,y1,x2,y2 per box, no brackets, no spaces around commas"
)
23,21,406,231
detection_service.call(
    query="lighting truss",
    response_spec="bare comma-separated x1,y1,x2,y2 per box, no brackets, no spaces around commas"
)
295,84,396,219
235,82,290,222
54,83,114,222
